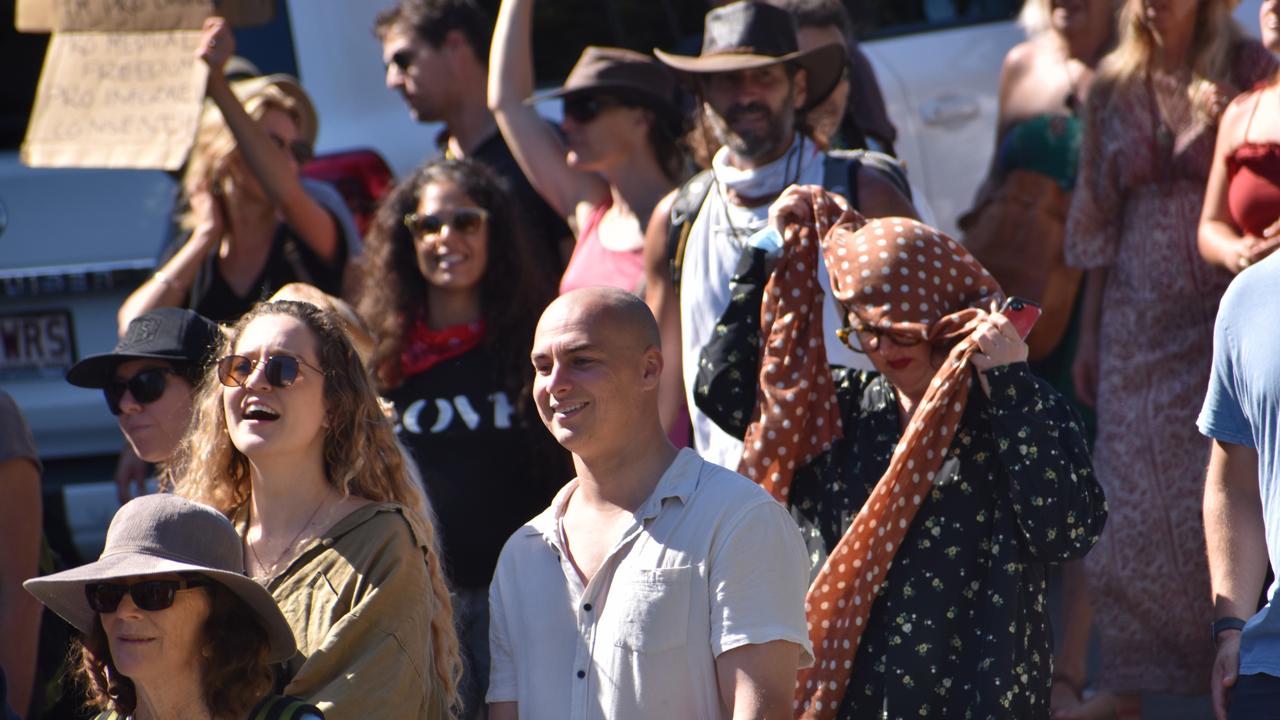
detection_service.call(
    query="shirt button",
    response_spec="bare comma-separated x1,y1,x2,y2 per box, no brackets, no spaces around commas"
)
576,670,586,679
583,603,593,612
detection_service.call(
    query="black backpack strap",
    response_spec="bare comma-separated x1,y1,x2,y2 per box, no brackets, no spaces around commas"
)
248,694,323,720
666,169,715,290
822,149,914,213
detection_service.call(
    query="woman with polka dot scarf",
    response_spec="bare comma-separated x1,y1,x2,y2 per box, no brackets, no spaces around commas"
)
695,185,1108,719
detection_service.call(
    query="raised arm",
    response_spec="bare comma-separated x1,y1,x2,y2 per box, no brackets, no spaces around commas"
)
116,185,223,332
488,0,605,221
198,17,339,263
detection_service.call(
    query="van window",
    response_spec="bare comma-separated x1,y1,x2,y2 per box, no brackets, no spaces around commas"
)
851,0,1020,39
0,2,50,150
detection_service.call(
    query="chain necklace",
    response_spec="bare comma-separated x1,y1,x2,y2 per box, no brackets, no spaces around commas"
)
245,493,330,578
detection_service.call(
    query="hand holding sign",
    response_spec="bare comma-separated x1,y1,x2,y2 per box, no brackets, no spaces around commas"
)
197,17,236,80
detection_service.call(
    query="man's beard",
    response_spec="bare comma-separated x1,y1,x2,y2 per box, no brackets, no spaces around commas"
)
705,93,795,163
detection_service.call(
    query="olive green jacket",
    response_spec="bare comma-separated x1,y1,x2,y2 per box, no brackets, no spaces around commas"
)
255,503,450,720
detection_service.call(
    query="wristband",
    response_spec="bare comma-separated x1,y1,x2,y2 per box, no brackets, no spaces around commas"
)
1211,616,1246,643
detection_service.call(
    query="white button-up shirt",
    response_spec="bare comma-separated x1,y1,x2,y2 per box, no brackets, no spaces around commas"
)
487,448,813,720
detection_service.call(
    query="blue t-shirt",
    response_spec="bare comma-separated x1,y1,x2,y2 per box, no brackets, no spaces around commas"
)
1198,252,1280,676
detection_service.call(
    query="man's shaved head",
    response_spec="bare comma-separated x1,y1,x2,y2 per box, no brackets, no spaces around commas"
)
531,288,666,459
539,287,661,352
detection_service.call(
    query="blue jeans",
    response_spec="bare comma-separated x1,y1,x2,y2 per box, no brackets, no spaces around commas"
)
1229,673,1280,720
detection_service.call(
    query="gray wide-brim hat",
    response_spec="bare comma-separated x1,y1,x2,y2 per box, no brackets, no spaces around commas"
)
530,46,681,124
654,0,846,112
24,494,297,664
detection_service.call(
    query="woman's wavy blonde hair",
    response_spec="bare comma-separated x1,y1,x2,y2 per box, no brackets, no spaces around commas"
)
1099,0,1245,111
178,85,302,231
169,299,461,711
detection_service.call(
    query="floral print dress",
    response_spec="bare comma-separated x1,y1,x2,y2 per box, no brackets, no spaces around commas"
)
696,248,1108,719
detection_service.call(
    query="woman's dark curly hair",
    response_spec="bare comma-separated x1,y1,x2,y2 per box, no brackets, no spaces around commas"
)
72,577,274,717
359,158,554,396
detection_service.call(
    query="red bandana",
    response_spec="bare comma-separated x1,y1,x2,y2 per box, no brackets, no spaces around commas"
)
399,318,486,378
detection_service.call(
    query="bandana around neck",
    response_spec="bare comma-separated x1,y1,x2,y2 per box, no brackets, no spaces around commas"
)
399,318,486,378
712,133,818,201
733,189,1004,719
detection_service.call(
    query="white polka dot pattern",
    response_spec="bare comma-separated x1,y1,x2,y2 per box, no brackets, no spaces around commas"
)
737,191,864,504
752,207,1004,719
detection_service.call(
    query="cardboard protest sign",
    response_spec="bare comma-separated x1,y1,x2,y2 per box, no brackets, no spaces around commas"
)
16,0,273,170
15,0,272,32
21,31,209,170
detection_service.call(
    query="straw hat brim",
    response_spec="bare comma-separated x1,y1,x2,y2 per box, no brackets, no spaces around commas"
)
654,41,846,112
24,551,296,664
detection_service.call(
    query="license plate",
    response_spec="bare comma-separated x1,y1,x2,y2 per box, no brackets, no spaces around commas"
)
0,310,76,375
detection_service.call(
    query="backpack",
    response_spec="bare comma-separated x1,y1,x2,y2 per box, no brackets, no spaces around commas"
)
665,148,911,288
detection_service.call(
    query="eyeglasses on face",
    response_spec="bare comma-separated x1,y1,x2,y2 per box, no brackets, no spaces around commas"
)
388,49,416,72
216,354,322,389
267,132,313,164
563,94,626,124
403,207,489,238
836,320,925,354
85,576,211,614
104,367,175,416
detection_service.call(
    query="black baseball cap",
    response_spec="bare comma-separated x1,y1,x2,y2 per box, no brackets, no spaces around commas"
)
66,308,223,389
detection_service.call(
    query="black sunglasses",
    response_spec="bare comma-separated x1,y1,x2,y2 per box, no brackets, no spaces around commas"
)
563,94,625,124
85,577,211,614
267,132,313,164
403,207,489,237
217,354,322,389
389,49,415,72
104,367,175,416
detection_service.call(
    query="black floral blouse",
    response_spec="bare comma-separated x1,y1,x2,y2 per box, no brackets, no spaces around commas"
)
695,248,1108,719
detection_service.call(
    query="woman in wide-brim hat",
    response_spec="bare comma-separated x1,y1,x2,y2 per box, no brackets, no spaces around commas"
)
24,493,321,720
118,15,347,330
488,0,686,297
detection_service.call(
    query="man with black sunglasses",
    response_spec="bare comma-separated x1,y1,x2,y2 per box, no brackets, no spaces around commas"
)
373,0,572,279
66,308,222,500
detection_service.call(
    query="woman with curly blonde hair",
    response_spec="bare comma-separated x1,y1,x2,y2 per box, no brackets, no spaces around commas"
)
170,299,461,720
1065,0,1276,716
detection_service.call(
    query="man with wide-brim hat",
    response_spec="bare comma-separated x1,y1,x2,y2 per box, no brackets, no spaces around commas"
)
644,0,917,471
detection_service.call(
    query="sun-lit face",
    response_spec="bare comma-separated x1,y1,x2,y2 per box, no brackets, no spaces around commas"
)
530,300,658,459
1262,0,1280,52
1140,0,1201,39
221,314,327,466
112,359,194,464
561,94,651,173
99,573,211,686
382,26,453,123
702,64,806,165
411,179,490,296
856,327,939,403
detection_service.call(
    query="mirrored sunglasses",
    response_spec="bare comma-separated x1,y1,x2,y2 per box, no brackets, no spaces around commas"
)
402,207,489,237
85,577,211,614
104,367,175,416
216,354,322,389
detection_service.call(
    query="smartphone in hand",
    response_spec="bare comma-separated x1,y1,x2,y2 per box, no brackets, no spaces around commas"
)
1001,297,1042,340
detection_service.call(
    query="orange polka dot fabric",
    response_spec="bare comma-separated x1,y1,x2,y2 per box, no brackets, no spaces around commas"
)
732,189,1003,719
798,214,1003,718
737,190,865,504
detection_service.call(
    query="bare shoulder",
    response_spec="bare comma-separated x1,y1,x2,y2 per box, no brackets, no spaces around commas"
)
855,165,917,221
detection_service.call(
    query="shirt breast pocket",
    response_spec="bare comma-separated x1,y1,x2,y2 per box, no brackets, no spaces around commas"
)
611,565,693,654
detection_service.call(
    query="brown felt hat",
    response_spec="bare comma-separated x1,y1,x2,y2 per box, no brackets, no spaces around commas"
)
24,494,297,664
531,46,680,121
654,0,846,111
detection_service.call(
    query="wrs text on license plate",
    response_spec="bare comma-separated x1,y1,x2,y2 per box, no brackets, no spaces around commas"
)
0,311,75,373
